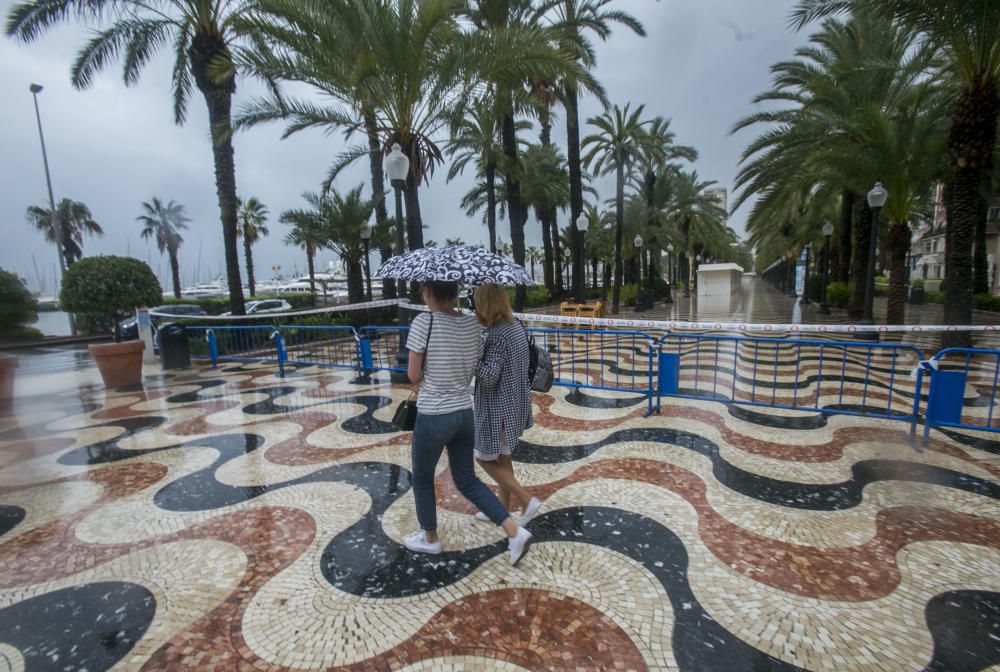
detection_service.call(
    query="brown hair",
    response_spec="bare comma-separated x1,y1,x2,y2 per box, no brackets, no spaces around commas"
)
421,280,458,304
474,284,514,327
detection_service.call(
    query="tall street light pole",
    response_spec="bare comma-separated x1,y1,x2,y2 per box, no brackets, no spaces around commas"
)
818,220,834,314
384,143,411,381
360,222,372,301
801,244,812,304
575,212,588,303
665,243,674,305
864,181,887,324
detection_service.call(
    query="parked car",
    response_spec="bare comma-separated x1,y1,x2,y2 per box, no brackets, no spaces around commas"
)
220,299,292,316
118,304,206,341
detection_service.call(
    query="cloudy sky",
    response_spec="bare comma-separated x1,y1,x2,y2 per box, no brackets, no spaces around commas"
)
0,0,808,293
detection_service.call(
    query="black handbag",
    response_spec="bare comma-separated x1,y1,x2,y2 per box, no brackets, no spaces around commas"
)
392,313,433,431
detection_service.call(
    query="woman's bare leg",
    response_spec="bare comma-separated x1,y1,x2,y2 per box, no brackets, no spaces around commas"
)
476,456,532,510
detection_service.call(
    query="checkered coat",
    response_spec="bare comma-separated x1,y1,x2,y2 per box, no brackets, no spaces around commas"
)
474,320,534,456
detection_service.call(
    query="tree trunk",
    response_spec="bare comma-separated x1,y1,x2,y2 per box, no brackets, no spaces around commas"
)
190,36,245,315
849,198,872,320
886,220,909,324
839,189,854,283
612,161,625,314
169,247,181,299
404,173,424,252
591,258,598,290
306,247,316,295
944,77,998,348
974,191,989,294
502,112,526,310
540,208,554,292
346,259,364,304
485,162,497,253
365,112,396,300
564,84,584,303
244,236,256,297
550,216,562,294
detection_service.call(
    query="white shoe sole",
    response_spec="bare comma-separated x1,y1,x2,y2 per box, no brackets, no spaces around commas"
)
508,529,533,566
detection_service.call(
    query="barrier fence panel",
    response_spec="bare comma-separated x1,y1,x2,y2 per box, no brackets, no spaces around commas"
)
656,334,925,435
278,325,360,372
187,326,284,374
524,327,656,414
924,348,1000,442
358,326,410,374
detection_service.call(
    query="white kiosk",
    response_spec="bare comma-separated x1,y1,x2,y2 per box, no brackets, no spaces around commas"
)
696,263,744,297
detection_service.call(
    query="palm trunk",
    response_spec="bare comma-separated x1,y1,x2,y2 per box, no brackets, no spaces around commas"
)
404,173,424,252
591,258,598,289
565,84,584,302
501,112,526,311
612,161,625,314
944,77,999,348
974,191,989,294
191,39,245,316
306,245,316,295
169,247,181,299
540,209,554,292
550,216,563,293
485,162,498,253
839,189,854,283
346,258,364,304
849,198,871,320
365,112,396,300
244,237,256,297
886,220,909,324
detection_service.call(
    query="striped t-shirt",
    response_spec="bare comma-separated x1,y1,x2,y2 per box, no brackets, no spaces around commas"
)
407,311,483,415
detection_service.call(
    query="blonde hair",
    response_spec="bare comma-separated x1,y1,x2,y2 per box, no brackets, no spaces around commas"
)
474,284,514,327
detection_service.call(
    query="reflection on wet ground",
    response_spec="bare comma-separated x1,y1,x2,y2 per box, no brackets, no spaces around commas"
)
0,318,998,671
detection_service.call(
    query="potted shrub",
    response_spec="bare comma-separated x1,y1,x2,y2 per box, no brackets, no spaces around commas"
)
60,256,162,388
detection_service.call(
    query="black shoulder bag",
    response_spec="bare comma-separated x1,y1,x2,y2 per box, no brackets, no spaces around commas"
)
392,312,433,431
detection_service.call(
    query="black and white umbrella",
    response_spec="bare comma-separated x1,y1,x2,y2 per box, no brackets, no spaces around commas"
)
374,245,534,285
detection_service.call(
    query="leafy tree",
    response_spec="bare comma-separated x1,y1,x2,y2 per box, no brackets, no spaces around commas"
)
322,185,375,303
281,199,328,296
521,142,570,293
26,198,103,266
60,256,161,340
237,197,270,297
7,0,257,314
138,197,189,299
582,102,653,313
0,268,40,340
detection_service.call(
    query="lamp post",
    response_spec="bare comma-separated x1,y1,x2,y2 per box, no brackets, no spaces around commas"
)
575,212,588,303
864,181,887,324
384,142,411,381
634,235,645,293
801,244,812,304
695,253,701,294
563,247,571,292
665,243,674,304
360,222,372,301
818,220,834,314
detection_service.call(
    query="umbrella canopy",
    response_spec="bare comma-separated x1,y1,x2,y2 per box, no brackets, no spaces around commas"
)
374,245,534,285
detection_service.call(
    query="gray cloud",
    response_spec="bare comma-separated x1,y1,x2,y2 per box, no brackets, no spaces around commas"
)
0,0,805,293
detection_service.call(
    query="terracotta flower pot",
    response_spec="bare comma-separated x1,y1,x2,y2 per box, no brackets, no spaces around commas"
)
0,355,16,409
88,340,145,388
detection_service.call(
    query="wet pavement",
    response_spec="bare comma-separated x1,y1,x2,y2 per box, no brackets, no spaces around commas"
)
0,331,998,671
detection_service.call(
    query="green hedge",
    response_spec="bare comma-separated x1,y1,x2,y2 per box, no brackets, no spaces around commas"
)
0,268,40,340
826,282,851,308
61,256,161,338
925,290,945,304
973,293,1000,312
505,287,551,309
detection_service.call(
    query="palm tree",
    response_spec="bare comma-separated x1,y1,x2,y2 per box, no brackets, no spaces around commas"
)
8,0,256,315
237,198,269,297
137,197,189,299
322,185,376,303
280,195,329,296
526,246,542,281
545,1,642,296
445,237,465,246
26,198,103,267
662,170,728,293
793,0,1000,343
582,102,653,313
521,142,571,293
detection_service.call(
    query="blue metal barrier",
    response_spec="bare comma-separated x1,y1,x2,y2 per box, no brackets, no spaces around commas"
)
924,347,1000,441
278,325,359,374
656,334,925,437
358,326,410,374
525,327,657,413
186,326,282,373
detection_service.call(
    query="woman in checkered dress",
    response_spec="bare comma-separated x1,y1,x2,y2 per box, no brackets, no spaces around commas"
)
472,285,543,524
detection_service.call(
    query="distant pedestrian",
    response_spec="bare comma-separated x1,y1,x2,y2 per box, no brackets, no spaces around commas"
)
472,284,542,524
402,280,533,565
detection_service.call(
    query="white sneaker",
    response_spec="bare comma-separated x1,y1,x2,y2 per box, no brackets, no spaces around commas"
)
520,497,543,525
508,526,533,566
475,511,490,522
403,530,442,555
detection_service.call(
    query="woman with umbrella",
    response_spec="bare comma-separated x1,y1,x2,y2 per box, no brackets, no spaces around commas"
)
377,247,534,565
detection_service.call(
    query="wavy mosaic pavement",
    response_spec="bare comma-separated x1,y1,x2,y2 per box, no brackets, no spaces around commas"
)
0,348,998,671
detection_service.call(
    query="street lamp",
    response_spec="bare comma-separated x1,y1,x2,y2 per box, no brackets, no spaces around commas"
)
563,247,571,291
360,222,372,301
575,212,588,303
818,220,834,314
801,243,812,304
665,242,674,305
384,143,409,299
864,181,888,324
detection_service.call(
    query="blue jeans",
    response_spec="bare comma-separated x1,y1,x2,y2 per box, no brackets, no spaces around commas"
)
412,408,510,530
